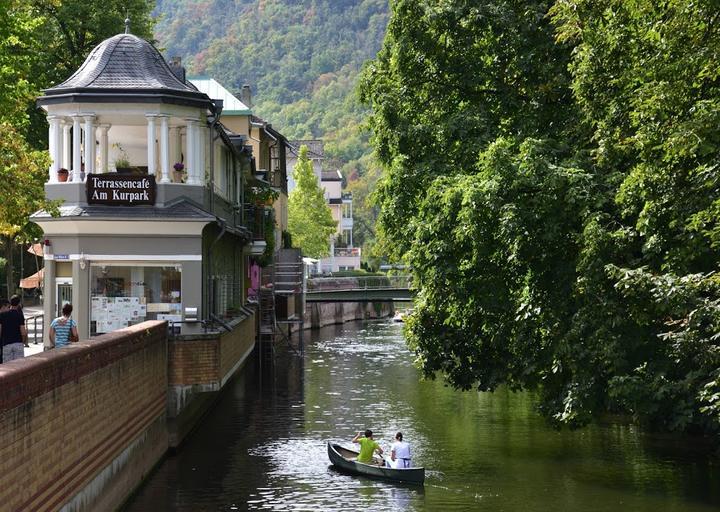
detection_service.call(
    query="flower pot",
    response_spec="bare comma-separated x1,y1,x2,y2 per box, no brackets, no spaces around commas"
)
57,170,69,182
172,170,186,183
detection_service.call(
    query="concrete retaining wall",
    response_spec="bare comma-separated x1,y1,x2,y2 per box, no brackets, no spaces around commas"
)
304,277,394,329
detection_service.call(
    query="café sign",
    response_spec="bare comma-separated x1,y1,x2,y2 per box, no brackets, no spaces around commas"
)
86,173,156,206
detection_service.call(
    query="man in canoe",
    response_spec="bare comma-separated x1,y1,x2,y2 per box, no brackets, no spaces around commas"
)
352,429,384,465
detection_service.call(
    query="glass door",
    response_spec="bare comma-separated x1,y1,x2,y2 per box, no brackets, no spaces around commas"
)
56,280,72,317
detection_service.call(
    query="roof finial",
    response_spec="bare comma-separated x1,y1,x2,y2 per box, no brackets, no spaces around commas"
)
124,11,130,34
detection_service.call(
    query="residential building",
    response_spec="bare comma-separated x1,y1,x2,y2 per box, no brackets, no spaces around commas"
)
287,141,361,273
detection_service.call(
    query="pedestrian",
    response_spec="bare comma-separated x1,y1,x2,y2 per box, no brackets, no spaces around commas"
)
49,303,79,349
0,295,28,362
352,429,384,465
390,431,412,469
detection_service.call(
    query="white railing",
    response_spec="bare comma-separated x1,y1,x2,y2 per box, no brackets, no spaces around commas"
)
334,247,361,257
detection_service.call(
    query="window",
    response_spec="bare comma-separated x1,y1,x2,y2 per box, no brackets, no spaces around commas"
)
90,264,181,335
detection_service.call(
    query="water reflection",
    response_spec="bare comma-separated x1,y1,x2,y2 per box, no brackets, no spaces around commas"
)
125,320,720,511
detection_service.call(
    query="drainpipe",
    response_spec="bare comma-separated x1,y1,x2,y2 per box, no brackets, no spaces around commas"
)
206,217,227,321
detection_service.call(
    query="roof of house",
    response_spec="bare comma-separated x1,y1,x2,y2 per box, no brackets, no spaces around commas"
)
321,170,342,182
189,77,252,115
38,33,211,109
288,140,324,159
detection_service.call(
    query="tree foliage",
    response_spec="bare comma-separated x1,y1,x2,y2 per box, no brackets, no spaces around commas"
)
0,123,55,294
361,0,720,434
288,145,337,258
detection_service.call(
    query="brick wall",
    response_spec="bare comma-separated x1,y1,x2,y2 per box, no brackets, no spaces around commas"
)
219,313,256,383
166,312,256,447
0,321,168,512
168,339,219,386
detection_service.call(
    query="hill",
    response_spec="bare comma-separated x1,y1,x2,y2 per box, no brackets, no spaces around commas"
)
155,0,386,164
153,0,388,251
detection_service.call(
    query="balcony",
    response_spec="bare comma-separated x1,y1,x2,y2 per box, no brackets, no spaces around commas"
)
334,247,360,257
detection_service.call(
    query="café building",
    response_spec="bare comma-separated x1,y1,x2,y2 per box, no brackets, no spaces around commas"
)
32,31,259,341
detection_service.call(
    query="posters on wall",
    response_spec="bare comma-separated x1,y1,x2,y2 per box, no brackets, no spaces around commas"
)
92,296,147,333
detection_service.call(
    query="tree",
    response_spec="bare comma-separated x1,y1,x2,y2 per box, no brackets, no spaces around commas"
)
288,145,337,258
0,123,55,295
361,0,720,435
0,0,41,127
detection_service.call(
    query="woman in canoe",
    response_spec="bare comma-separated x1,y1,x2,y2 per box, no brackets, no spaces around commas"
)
390,432,412,469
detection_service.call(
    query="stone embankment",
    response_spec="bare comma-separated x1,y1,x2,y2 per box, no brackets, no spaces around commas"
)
303,277,394,329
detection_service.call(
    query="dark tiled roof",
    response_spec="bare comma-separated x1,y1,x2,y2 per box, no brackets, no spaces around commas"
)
288,140,324,158
32,199,215,222
38,34,211,108
321,170,342,182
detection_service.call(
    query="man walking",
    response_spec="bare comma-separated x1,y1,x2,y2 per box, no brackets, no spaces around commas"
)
0,295,27,362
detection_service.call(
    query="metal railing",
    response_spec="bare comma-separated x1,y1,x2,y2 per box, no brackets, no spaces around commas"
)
334,247,361,257
25,314,44,345
307,275,412,290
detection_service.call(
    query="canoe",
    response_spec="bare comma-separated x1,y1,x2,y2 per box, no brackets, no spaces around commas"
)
327,442,425,485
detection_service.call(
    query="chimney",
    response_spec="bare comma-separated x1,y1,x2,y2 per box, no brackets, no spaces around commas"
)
240,84,252,108
169,56,186,82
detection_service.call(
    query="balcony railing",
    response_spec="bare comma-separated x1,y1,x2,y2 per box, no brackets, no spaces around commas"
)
334,247,361,257
243,205,273,241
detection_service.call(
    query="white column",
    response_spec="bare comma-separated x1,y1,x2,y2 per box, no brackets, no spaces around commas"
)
198,125,206,185
71,115,83,182
83,115,96,177
146,114,157,176
186,119,198,185
169,126,180,167
46,115,60,183
62,122,72,170
159,115,170,183
98,124,111,173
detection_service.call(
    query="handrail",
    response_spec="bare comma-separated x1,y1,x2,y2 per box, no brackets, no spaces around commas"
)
25,313,44,346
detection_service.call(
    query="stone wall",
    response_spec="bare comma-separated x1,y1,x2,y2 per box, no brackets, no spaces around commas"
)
0,321,167,512
304,277,394,329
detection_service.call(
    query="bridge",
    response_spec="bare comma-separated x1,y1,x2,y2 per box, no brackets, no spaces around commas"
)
305,276,415,303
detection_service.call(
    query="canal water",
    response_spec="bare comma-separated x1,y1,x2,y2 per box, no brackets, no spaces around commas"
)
125,320,720,511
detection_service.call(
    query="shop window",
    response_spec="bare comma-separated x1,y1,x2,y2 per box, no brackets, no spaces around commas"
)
90,264,181,335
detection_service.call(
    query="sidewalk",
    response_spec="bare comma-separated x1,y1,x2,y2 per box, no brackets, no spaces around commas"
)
24,305,46,357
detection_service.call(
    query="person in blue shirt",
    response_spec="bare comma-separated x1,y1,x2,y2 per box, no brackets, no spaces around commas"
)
49,303,79,349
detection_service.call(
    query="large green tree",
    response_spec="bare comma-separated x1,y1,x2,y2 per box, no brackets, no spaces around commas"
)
288,145,337,258
0,124,53,296
362,0,720,434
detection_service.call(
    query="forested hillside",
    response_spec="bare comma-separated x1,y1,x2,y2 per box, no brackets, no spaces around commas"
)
154,0,389,250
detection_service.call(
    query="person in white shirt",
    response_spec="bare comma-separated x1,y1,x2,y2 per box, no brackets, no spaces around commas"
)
390,431,412,469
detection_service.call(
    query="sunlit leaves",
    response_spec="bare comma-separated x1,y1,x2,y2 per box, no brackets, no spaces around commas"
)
288,145,337,258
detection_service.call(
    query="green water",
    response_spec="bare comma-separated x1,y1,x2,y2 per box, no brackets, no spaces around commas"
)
125,320,719,511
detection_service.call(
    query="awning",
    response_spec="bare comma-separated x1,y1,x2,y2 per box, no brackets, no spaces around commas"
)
20,269,43,289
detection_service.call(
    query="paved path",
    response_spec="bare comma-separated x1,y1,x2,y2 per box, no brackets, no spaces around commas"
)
23,306,46,357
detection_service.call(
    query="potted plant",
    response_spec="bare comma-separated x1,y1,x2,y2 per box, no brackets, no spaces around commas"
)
113,143,133,174
57,168,69,182
172,162,186,183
